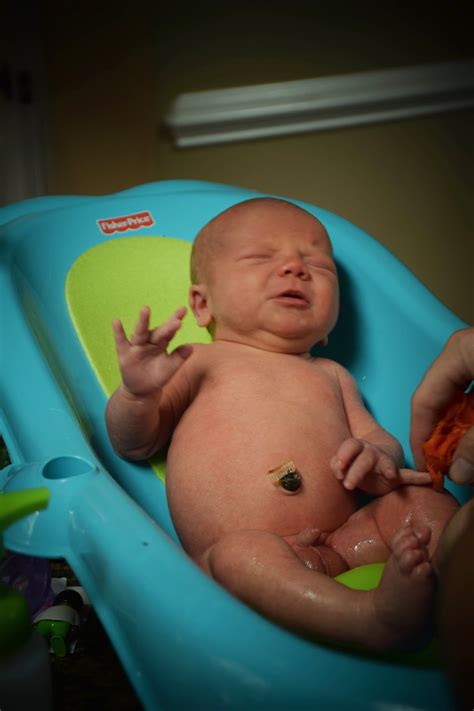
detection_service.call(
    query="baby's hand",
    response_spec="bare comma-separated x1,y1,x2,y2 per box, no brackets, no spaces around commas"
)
112,306,192,399
330,438,430,496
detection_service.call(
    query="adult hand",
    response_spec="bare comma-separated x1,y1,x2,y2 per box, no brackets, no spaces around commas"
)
410,328,474,484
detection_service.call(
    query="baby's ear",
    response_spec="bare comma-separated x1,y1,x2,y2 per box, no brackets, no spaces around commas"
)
189,284,213,328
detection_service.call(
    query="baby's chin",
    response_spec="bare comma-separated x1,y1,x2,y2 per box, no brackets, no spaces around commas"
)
212,323,326,355
268,324,327,350
254,329,326,355
264,315,332,351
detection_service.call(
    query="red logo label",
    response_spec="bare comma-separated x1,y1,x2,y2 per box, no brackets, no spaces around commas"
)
97,210,155,235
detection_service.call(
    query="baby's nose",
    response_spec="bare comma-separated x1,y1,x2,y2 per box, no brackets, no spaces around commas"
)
278,255,310,278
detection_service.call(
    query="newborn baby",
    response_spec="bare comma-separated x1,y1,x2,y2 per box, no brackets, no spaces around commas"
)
106,197,459,651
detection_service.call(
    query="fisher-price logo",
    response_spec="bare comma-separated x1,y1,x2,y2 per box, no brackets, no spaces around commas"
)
97,210,155,235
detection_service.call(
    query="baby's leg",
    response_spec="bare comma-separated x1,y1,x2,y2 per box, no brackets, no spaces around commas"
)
373,522,435,647
200,527,435,652
328,484,459,570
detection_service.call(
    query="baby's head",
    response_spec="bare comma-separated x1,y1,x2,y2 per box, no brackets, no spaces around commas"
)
189,198,339,354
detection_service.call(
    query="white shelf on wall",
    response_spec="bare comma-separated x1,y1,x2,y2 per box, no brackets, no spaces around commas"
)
164,59,474,148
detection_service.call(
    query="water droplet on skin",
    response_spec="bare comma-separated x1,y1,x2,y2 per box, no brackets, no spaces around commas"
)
353,538,377,553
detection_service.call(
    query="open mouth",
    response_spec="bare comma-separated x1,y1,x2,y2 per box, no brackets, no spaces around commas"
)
275,290,309,305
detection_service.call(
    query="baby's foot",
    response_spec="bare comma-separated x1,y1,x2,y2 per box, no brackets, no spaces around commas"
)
371,523,436,651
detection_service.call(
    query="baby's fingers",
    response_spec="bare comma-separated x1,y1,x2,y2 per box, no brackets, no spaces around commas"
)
149,307,187,347
331,438,364,476
375,454,398,482
130,306,153,346
341,447,379,490
112,319,130,354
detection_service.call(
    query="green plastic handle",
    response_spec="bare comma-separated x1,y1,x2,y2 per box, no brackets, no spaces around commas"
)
0,488,50,558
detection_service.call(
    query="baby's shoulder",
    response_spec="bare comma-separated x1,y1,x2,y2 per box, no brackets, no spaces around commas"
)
312,358,362,400
308,355,341,377
308,356,357,388
185,342,220,374
186,341,213,363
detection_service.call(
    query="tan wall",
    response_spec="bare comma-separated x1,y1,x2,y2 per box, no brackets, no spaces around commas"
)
45,2,473,324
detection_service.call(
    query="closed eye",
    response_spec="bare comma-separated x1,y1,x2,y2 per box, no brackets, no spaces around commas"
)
305,256,337,272
239,254,272,263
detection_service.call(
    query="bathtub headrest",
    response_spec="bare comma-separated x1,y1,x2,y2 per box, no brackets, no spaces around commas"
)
66,236,212,481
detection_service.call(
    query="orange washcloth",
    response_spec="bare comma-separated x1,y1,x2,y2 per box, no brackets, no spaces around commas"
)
422,390,474,491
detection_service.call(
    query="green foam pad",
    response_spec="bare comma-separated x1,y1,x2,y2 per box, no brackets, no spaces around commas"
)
65,236,211,481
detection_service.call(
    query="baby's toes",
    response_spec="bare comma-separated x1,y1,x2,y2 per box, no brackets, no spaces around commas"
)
411,523,431,547
398,545,429,575
390,525,419,556
411,559,432,580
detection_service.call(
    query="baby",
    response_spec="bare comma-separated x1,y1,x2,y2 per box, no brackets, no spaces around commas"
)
106,197,459,652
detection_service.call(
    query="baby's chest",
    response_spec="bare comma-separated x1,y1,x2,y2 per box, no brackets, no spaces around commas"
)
196,359,347,437
239,356,336,397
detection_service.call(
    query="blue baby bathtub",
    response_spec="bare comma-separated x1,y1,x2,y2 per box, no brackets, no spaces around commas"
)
0,179,469,710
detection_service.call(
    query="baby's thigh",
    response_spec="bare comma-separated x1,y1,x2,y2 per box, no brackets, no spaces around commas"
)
331,486,459,567
371,486,459,555
200,528,347,595
200,529,309,604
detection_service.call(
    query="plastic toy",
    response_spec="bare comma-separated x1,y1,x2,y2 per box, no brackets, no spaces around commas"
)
35,588,86,657
0,180,471,710
0,552,54,617
0,488,52,710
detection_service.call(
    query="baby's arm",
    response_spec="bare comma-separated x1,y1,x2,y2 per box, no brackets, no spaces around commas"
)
106,306,192,460
330,363,430,495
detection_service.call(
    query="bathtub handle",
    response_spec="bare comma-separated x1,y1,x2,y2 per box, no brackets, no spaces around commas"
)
0,407,23,467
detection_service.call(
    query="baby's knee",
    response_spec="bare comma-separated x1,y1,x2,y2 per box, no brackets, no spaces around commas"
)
202,529,293,589
402,486,460,529
375,485,460,555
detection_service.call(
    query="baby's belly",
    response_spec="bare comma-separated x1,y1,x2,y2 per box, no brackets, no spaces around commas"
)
166,406,358,560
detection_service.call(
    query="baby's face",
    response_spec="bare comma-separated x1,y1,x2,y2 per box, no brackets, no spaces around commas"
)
191,202,339,354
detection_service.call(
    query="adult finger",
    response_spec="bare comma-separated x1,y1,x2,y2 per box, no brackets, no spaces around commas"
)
411,371,463,470
450,426,474,484
397,468,432,486
410,329,474,469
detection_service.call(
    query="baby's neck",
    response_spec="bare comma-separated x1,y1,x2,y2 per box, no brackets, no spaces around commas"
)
212,338,314,360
